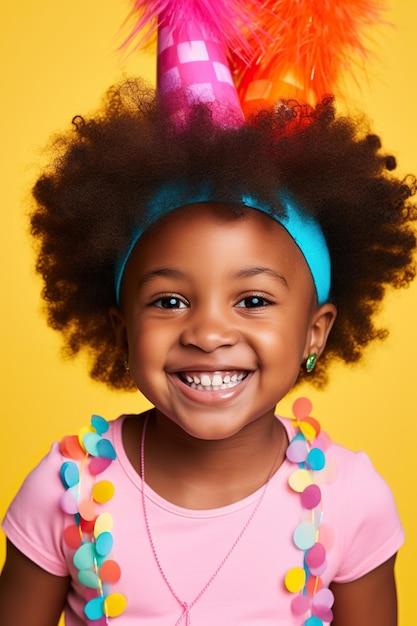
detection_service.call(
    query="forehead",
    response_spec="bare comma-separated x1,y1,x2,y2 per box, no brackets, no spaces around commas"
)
122,202,314,290
135,202,305,256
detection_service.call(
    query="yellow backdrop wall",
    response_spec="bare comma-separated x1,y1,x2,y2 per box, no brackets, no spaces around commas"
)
1,1,416,624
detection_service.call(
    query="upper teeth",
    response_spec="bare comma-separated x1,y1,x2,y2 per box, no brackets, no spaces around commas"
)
183,372,246,390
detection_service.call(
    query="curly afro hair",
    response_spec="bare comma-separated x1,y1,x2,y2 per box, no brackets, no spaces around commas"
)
30,78,416,390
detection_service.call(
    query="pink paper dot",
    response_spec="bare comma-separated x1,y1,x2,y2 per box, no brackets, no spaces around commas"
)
313,588,334,608
312,605,333,622
310,559,327,577
60,487,79,515
306,543,326,569
301,484,322,509
89,456,112,476
312,587,335,621
291,593,310,616
314,431,332,452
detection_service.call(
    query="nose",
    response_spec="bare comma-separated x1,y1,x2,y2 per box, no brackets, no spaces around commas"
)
179,306,240,352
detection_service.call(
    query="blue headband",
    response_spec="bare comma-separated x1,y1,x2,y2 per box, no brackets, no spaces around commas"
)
115,184,331,305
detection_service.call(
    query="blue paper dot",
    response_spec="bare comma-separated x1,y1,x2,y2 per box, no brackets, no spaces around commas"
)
97,438,116,460
96,531,113,557
82,432,101,457
73,542,95,571
60,461,79,489
305,617,323,626
84,596,105,620
307,447,325,471
78,569,100,589
91,414,109,435
294,523,316,550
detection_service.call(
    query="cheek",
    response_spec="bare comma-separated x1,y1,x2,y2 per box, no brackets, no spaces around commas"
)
130,327,155,363
128,318,174,368
251,317,309,364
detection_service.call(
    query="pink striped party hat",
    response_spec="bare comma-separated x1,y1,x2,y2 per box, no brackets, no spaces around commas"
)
120,0,264,127
156,18,243,127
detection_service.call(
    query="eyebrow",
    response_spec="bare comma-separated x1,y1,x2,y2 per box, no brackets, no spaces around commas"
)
234,267,289,287
138,268,186,287
138,267,289,287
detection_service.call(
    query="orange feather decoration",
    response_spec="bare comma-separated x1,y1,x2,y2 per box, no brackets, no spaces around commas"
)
232,0,388,110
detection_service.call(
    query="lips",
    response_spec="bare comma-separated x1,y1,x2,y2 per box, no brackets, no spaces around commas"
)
178,371,249,391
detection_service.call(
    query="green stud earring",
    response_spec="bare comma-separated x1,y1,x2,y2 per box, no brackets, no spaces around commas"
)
306,353,317,373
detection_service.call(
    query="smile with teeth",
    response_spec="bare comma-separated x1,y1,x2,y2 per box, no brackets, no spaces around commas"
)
179,371,248,391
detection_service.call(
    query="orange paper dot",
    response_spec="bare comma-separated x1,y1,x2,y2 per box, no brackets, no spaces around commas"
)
60,435,86,460
306,575,323,596
292,397,313,419
63,524,82,550
79,499,97,521
100,560,121,584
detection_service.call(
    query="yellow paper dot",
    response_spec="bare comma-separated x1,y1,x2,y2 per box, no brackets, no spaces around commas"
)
300,421,317,442
285,567,306,593
92,480,115,503
78,425,95,451
104,592,127,617
94,512,114,538
288,469,313,493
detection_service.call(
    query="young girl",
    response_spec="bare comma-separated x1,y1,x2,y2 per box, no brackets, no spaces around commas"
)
1,3,416,626
0,77,415,625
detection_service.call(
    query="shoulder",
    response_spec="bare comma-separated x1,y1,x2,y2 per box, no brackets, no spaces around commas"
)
2,438,68,576
7,414,126,497
2,414,127,576
324,440,404,582
279,414,404,582
3,440,64,518
280,413,398,505
327,440,398,512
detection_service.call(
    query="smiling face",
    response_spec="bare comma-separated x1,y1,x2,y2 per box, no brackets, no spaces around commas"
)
112,204,335,441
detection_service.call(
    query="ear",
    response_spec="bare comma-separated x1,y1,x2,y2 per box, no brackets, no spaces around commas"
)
109,306,129,357
303,303,337,360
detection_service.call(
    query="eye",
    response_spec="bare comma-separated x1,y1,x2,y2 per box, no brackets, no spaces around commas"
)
152,296,188,309
236,295,272,308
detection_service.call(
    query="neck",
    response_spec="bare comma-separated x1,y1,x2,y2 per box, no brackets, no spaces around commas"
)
141,410,287,509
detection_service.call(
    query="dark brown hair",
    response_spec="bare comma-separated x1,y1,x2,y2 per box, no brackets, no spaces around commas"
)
30,78,416,389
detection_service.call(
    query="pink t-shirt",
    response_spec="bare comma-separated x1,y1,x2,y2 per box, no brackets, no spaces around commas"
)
2,415,404,625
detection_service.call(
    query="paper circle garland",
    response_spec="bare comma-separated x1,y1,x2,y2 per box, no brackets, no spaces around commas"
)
59,414,126,622
284,398,336,626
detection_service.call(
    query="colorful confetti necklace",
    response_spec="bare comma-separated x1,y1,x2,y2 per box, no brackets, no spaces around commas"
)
60,414,127,623
59,397,335,625
284,397,335,625
140,411,286,626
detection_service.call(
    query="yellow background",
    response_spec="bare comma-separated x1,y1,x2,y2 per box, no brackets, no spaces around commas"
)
1,1,416,624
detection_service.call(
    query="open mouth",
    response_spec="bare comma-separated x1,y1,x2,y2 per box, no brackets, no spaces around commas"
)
178,371,249,391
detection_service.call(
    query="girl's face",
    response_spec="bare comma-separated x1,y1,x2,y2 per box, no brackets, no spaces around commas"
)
112,204,335,441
